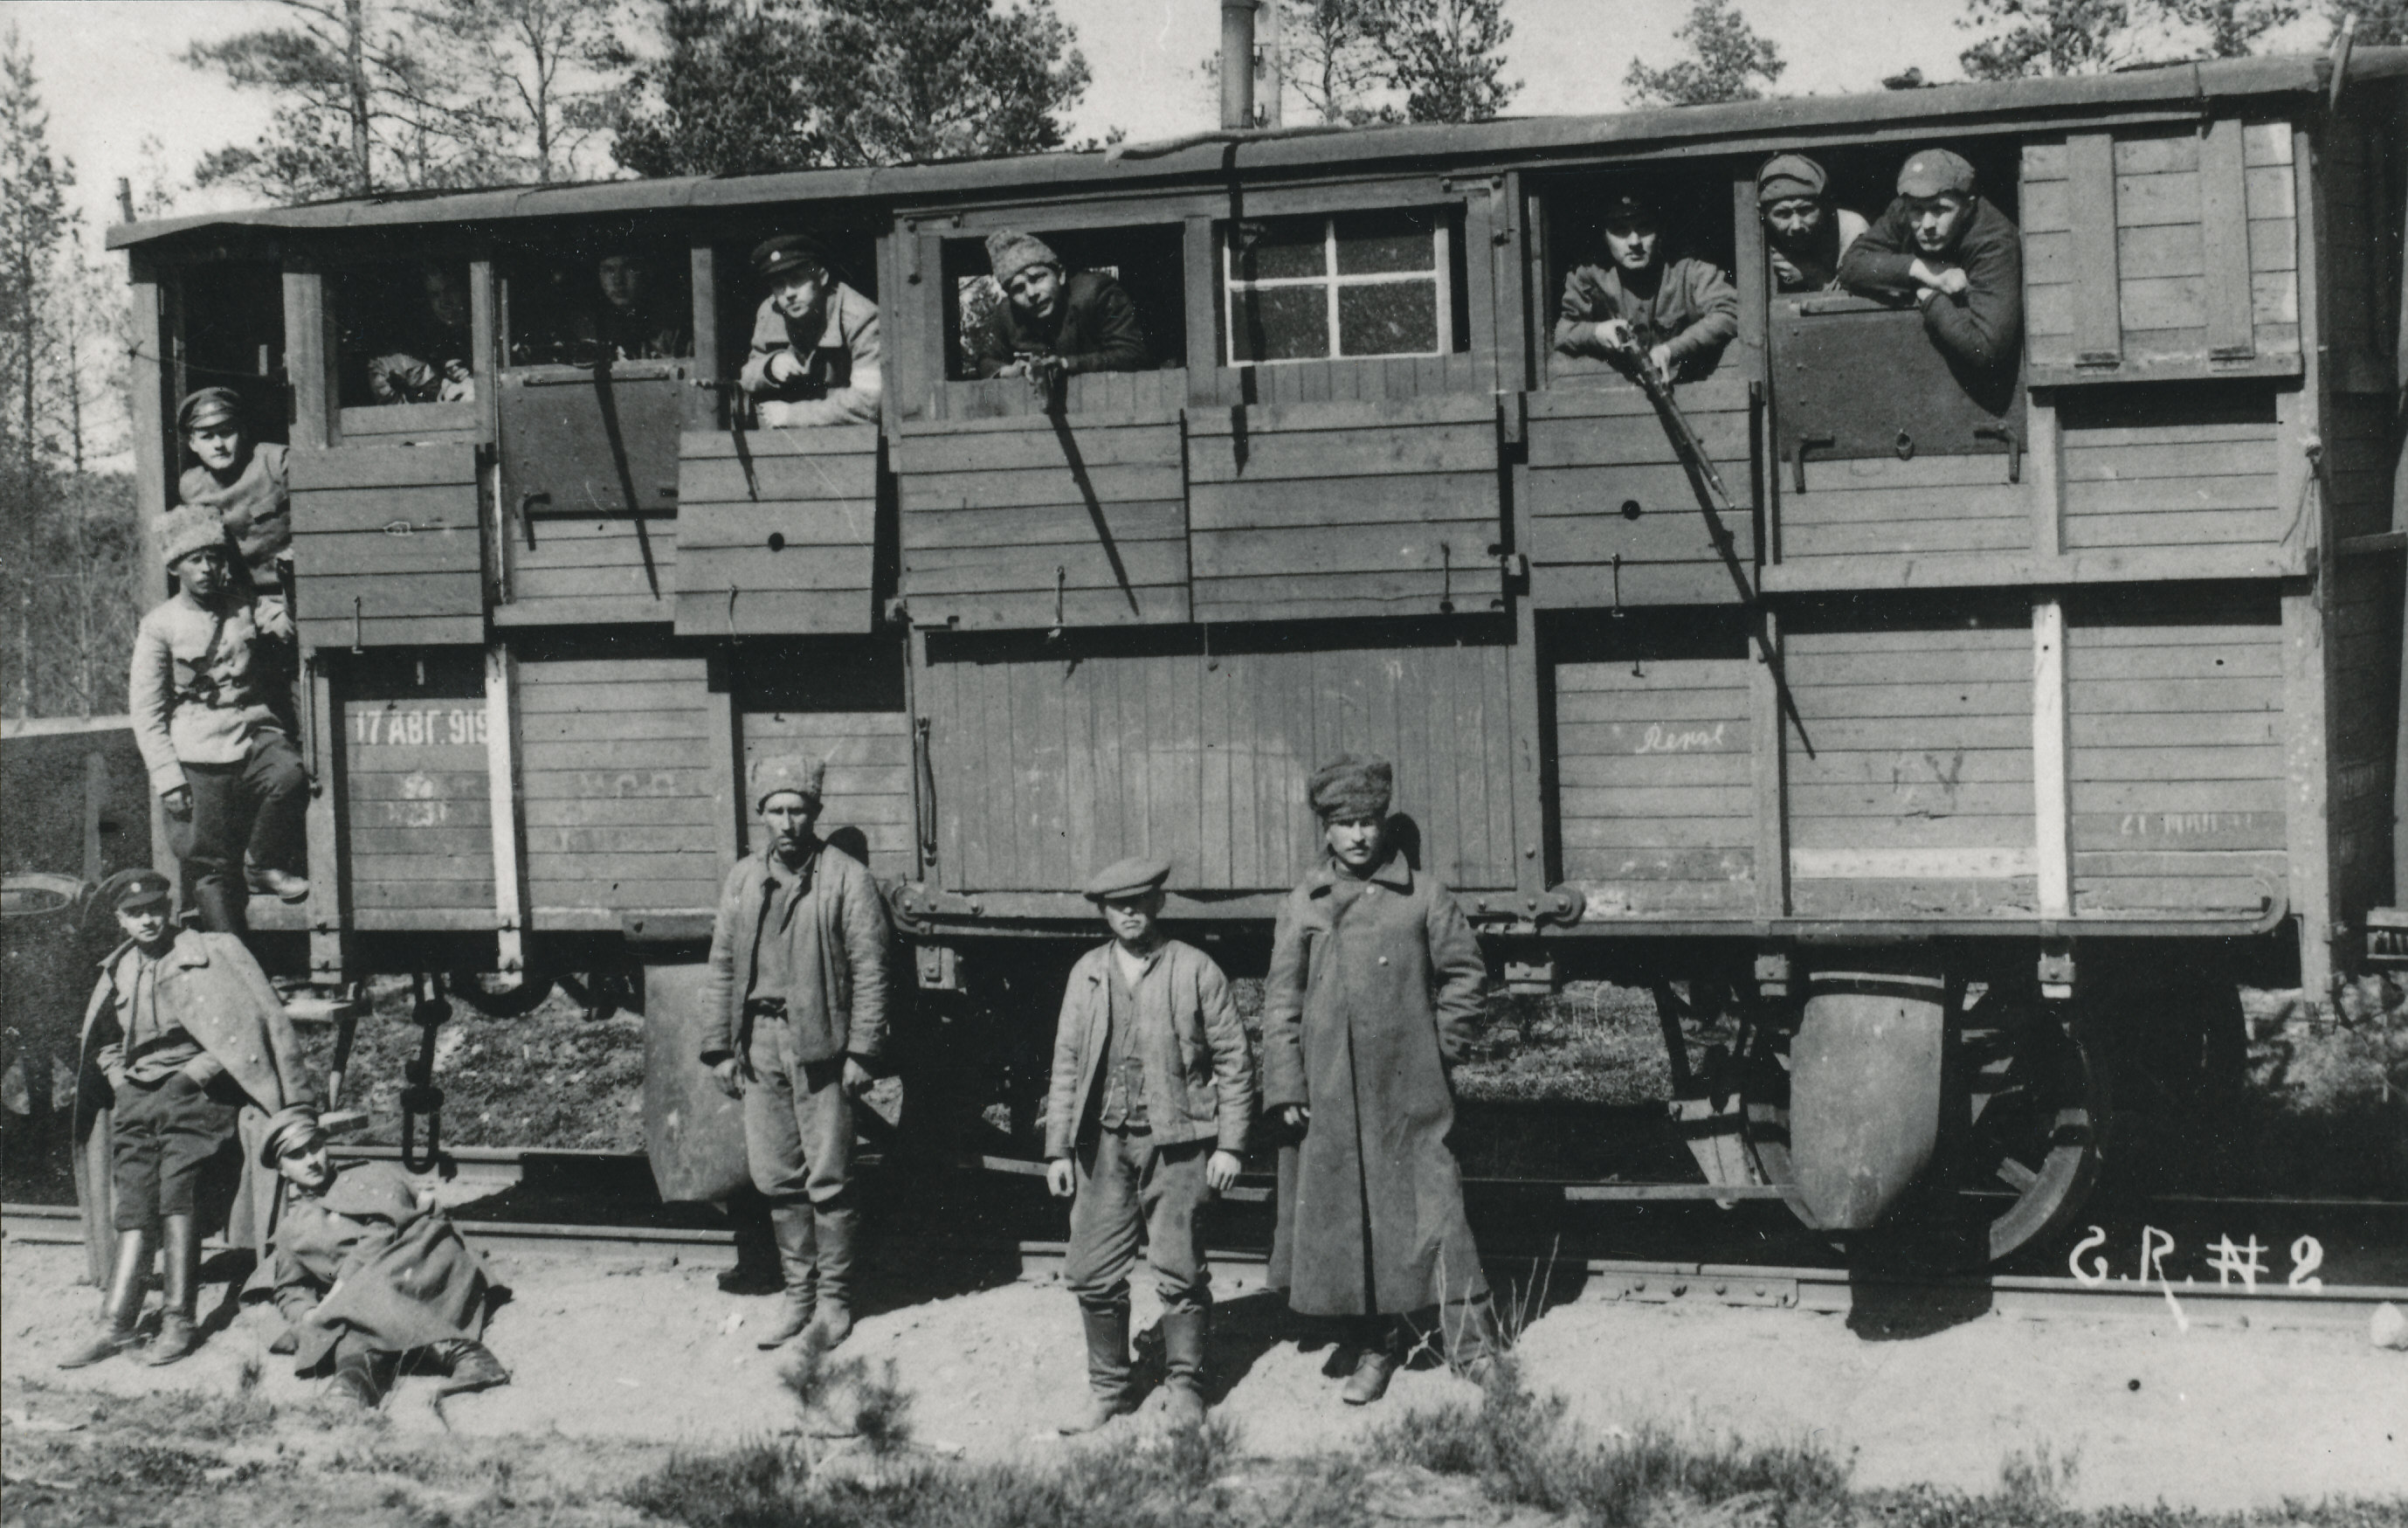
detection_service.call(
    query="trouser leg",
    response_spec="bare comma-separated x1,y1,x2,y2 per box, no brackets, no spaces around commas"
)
182,762,251,932
111,1083,169,1235
799,1060,859,1344
1138,1139,1214,1416
241,729,308,875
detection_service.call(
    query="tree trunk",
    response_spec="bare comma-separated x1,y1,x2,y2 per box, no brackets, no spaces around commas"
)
348,0,372,194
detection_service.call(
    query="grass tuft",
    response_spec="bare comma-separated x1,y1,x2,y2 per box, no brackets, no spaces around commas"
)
621,1440,811,1528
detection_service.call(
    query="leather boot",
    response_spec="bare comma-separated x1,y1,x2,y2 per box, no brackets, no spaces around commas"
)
58,1229,149,1369
1058,1299,1135,1435
435,1338,510,1395
757,1200,818,1347
1341,1318,1401,1406
330,1344,383,1408
809,1198,857,1348
145,1213,202,1366
1158,1308,1209,1429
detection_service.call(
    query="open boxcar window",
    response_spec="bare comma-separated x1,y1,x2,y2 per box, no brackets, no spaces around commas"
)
1221,208,1467,365
333,261,478,410
503,239,693,367
944,224,1183,381
1538,172,1738,386
174,262,288,459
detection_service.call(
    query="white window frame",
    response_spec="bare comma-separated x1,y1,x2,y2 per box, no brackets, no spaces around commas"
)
1221,213,1452,367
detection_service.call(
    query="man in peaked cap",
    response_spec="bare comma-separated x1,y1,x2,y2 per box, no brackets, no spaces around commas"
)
969,230,1149,385
1839,146,2024,382
737,234,884,427
1262,754,1501,1405
700,753,893,1349
1555,190,1740,385
61,868,314,1371
1757,153,1869,294
130,502,307,933
1042,856,1253,1435
176,388,290,600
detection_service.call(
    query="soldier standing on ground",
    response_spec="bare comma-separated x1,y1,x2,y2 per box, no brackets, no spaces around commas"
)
1263,756,1501,1405
61,869,314,1371
1044,857,1254,1435
701,756,893,1350
738,235,883,427
129,504,308,932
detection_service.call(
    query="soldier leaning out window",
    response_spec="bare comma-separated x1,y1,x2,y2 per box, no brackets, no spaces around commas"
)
738,235,882,428
1555,193,1741,386
364,266,476,404
970,231,1149,385
176,387,288,604
1838,147,2024,382
1758,154,1869,294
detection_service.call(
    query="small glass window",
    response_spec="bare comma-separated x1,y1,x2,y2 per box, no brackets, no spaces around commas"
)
1223,210,1452,365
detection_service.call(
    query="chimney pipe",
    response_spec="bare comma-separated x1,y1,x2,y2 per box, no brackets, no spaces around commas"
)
1220,0,1259,131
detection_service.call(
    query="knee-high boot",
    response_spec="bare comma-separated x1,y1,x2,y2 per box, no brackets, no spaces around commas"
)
1058,1297,1135,1435
757,1200,818,1347
810,1197,857,1347
146,1213,202,1365
58,1229,150,1368
1159,1307,1210,1428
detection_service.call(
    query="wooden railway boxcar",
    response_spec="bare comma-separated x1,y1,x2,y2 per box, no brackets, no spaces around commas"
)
107,47,2407,1261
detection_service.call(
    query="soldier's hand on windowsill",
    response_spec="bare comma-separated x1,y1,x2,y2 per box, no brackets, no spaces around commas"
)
162,786,192,818
842,1057,874,1096
1045,1158,1074,1199
764,350,806,386
1206,1151,1242,1193
709,1057,744,1099
1646,343,1675,386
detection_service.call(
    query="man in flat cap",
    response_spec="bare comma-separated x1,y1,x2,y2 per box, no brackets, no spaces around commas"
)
176,388,290,603
737,235,883,427
62,868,314,1370
700,754,893,1349
1555,192,1739,385
259,1106,508,1408
1757,154,1868,294
1839,147,2024,382
970,231,1149,387
1263,756,1498,1405
131,503,307,931
1043,856,1253,1434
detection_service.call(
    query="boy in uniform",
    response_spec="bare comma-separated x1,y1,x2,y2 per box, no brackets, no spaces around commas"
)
130,504,308,932
1045,857,1254,1434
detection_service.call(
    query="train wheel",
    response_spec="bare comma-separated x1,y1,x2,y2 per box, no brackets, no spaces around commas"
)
1741,978,2109,1266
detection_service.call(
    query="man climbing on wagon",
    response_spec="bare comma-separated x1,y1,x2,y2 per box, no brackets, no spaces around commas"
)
738,234,884,427
130,502,308,933
1044,856,1254,1435
970,230,1149,386
1839,147,2023,385
60,869,315,1371
1757,154,1868,294
259,1106,508,1408
1555,192,1740,385
701,756,894,1351
175,387,288,608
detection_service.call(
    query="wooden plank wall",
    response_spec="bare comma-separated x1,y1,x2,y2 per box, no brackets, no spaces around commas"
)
1190,351,1489,408
507,517,676,624
2318,104,2402,396
342,694,493,929
1186,395,1503,621
1553,640,1756,916
919,631,1521,894
677,427,880,635
516,652,724,918
934,369,1185,420
2023,121,2301,384
1528,375,1756,608
498,371,686,626
2328,557,2401,922
289,444,485,646
1783,602,2038,918
899,414,1188,629
741,710,914,878
1782,454,2032,561
2064,590,2287,915
2327,394,2398,542
2057,388,2283,551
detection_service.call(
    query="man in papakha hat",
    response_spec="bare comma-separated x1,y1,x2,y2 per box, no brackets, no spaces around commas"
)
1757,154,1869,294
1555,191,1740,386
970,230,1149,385
737,234,883,426
176,388,289,602
259,1106,508,1408
700,755,894,1349
1262,755,1500,1405
1043,855,1254,1435
61,868,314,1370
130,502,308,931
1839,146,2024,379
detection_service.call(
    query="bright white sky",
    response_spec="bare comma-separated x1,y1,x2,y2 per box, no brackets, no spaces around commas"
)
13,0,2334,245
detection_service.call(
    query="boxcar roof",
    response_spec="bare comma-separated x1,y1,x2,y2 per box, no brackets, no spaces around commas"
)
107,48,2402,254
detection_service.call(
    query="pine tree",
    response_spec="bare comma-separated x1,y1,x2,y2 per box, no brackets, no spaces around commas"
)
1624,0,1787,107
611,0,819,178
1957,0,2142,77
1287,0,1393,124
2328,0,2408,44
405,0,629,183
2160,0,2302,55
800,0,1091,166
1362,0,1518,123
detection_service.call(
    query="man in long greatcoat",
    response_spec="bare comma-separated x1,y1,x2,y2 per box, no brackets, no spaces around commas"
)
1262,755,1499,1405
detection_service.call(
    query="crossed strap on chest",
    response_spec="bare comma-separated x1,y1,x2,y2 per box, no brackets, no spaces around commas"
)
170,611,238,709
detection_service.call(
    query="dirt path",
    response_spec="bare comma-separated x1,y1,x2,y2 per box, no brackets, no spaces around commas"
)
4,1236,2402,1511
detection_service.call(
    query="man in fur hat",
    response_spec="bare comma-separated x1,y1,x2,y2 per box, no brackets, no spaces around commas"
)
1263,755,1500,1405
130,503,307,931
970,230,1149,384
700,755,894,1349
737,234,883,426
259,1106,507,1408
176,388,289,601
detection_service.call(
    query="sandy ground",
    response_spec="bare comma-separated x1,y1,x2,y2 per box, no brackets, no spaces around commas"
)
3,1233,2403,1514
